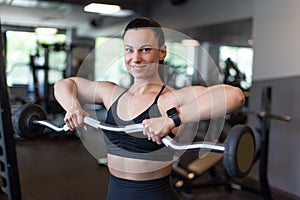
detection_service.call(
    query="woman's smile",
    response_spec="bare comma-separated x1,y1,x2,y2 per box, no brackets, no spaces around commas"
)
131,64,146,69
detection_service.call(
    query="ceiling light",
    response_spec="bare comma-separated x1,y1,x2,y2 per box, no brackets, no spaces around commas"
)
35,27,58,35
248,39,254,46
102,9,134,17
84,3,121,14
181,39,200,46
9,0,38,7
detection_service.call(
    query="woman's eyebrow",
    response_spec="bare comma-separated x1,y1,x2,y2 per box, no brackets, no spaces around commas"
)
124,44,154,49
140,45,154,49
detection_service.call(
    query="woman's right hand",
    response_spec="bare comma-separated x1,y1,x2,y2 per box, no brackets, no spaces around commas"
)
64,107,90,131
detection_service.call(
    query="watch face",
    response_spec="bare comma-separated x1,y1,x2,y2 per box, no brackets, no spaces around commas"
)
167,108,177,116
167,107,181,127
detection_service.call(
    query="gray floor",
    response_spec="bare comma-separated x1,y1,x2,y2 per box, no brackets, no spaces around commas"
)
1,134,298,200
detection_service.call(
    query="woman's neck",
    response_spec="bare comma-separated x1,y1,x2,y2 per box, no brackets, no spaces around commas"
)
130,79,164,95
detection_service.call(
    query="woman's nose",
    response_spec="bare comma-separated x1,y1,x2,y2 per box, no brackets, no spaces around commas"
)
132,50,141,63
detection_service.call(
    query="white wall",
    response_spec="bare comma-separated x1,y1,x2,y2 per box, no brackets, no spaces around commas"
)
252,0,300,80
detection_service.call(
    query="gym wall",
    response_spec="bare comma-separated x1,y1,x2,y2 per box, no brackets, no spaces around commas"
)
252,0,300,80
248,0,300,197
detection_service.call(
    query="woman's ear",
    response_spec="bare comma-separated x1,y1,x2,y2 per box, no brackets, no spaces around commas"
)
159,45,167,60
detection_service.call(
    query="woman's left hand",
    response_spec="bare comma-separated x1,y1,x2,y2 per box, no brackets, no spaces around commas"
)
142,116,175,144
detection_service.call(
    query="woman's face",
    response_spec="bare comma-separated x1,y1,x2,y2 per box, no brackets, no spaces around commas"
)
123,28,166,80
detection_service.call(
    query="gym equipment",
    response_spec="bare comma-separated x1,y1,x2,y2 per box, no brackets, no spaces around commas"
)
29,42,67,114
238,86,291,200
171,86,292,199
223,58,248,90
204,86,291,200
0,20,22,200
13,103,256,179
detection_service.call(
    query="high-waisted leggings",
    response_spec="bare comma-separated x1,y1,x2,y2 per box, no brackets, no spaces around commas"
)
106,174,180,200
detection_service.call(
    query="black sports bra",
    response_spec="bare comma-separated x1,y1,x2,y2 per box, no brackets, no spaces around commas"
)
102,85,174,161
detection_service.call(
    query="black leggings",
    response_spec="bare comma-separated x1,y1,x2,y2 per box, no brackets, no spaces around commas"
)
106,174,180,200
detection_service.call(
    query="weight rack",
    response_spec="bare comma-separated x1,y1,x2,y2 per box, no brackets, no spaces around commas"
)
0,20,22,200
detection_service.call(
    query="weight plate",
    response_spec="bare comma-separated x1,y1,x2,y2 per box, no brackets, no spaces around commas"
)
13,103,47,139
223,124,255,178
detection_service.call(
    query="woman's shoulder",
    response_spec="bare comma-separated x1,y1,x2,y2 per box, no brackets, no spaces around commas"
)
164,85,208,95
159,85,208,106
96,81,126,92
96,81,127,108
158,85,179,107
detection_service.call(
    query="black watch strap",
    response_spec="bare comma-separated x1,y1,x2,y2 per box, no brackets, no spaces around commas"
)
167,107,181,127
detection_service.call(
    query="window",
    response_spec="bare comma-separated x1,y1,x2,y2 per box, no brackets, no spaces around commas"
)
6,31,67,86
94,37,128,85
219,46,253,90
165,42,194,88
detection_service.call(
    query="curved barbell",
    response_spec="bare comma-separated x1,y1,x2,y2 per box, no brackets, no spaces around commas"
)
13,103,255,178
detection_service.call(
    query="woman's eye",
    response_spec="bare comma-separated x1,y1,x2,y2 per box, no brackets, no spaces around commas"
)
125,48,133,53
140,48,151,53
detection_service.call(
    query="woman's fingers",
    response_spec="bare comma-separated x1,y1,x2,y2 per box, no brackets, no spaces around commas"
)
151,135,162,145
142,118,165,145
64,108,90,131
142,123,153,140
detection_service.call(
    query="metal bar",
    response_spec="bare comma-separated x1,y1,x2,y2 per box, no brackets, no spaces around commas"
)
241,110,292,122
84,116,144,133
84,116,225,152
32,120,69,133
0,20,22,200
162,136,225,152
259,86,273,200
33,116,226,152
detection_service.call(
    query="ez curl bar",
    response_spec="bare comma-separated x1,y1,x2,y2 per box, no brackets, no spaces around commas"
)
12,103,256,179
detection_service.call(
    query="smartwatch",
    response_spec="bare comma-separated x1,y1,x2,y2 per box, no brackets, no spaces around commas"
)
167,107,181,127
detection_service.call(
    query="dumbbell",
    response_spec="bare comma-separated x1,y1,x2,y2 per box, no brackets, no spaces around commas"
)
13,103,256,178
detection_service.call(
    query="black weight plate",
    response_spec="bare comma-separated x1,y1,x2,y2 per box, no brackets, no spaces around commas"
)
223,124,255,178
13,103,47,139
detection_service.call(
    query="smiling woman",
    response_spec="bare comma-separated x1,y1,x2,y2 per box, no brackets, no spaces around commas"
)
54,17,245,200
123,28,166,80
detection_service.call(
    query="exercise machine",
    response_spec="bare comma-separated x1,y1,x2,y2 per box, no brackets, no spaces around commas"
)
171,86,291,200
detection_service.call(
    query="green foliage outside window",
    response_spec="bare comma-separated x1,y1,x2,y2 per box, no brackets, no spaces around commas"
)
6,31,67,86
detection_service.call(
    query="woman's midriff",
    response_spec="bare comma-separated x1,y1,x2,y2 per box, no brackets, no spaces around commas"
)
107,154,173,180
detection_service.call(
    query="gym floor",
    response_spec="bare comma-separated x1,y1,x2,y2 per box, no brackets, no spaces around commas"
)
1,134,298,200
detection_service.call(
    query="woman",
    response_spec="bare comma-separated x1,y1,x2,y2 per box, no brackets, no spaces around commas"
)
54,17,245,200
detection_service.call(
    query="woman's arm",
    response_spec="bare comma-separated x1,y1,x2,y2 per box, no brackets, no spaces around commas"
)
142,84,245,144
54,77,116,130
177,84,245,123
54,77,102,110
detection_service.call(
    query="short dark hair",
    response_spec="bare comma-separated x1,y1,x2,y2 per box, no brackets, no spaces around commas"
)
123,17,165,47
